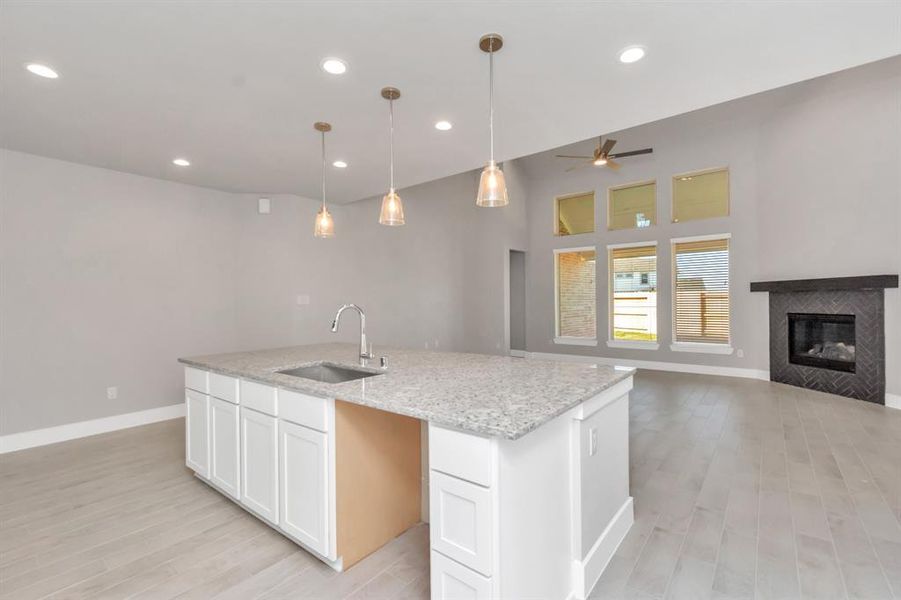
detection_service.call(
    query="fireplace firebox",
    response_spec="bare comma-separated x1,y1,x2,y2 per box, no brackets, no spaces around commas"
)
788,313,855,373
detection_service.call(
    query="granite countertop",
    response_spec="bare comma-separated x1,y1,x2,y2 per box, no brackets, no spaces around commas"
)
179,343,634,440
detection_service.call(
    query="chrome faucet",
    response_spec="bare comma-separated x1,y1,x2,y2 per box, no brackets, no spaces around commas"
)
331,304,374,365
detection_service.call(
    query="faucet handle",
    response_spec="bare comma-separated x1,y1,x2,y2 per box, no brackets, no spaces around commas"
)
361,341,374,359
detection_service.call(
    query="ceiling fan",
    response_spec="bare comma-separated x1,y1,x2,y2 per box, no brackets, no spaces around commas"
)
556,137,653,172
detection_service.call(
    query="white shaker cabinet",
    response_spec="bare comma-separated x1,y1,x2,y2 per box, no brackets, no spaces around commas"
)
185,388,210,478
240,406,279,524
210,397,240,499
279,419,329,556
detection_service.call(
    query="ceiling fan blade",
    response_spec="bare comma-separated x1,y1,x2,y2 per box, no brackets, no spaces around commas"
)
600,138,617,155
605,159,621,171
556,155,595,159
608,148,653,159
566,162,593,172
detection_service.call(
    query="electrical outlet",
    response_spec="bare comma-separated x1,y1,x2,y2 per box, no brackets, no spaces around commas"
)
737,349,744,358
295,294,310,306
107,386,118,400
258,198,271,214
589,427,598,456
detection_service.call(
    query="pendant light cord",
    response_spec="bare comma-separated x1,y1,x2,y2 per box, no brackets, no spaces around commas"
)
488,43,495,162
389,97,395,190
320,130,326,210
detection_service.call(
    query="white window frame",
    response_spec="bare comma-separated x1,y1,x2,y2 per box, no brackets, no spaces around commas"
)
606,241,659,350
554,190,596,237
553,246,598,346
670,233,733,354
607,178,657,232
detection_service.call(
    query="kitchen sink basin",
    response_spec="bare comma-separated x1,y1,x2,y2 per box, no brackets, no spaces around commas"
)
276,362,382,384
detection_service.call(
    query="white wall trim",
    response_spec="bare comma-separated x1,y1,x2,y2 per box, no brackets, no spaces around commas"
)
0,403,185,454
527,350,770,381
554,337,599,347
886,393,901,410
670,342,735,355
607,339,660,351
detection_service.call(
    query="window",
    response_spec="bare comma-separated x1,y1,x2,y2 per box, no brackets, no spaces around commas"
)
555,191,594,236
608,180,656,231
608,244,657,348
672,168,729,223
672,235,731,352
554,248,596,344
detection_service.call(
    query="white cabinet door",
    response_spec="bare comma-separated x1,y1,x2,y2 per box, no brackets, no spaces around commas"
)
430,471,494,576
185,389,210,478
210,397,240,499
240,407,279,524
279,420,329,556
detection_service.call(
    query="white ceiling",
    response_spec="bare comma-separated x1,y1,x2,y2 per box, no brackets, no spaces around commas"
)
2,1,899,203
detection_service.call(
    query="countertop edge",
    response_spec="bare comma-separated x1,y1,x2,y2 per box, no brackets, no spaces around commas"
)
177,356,635,441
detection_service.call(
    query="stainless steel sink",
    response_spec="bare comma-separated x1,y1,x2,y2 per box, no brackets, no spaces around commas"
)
276,362,382,384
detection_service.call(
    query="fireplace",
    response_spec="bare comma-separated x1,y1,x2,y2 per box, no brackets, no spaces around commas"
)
787,313,855,373
750,275,897,404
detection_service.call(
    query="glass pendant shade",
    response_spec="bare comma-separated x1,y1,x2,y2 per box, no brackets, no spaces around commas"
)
379,188,405,226
476,160,508,207
314,205,334,238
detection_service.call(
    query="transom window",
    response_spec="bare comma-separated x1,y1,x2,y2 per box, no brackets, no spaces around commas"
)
555,192,595,236
672,168,729,223
608,180,656,231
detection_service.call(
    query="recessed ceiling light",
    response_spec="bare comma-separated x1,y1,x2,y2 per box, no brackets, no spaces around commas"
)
332,160,347,168
320,58,347,75
619,46,646,64
25,63,58,79
172,158,190,167
434,120,453,131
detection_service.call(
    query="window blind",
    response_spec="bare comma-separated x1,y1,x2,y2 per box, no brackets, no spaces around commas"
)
610,245,657,341
673,238,729,344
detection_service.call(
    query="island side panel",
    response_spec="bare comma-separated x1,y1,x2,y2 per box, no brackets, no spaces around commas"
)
335,400,422,568
570,377,634,599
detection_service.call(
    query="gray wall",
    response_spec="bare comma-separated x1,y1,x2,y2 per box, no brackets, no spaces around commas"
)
0,150,527,435
1,150,242,434
517,57,900,395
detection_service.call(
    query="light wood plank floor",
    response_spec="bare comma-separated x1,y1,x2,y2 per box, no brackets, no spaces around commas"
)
2,371,899,599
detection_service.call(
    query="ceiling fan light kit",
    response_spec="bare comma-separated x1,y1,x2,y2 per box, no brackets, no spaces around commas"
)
556,136,653,172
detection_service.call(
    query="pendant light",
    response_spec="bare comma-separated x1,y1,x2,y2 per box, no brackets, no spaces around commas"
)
313,121,335,238
379,87,405,226
476,33,508,207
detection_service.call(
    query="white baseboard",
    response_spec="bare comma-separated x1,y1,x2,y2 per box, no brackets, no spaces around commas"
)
571,497,634,600
886,393,901,410
527,351,770,381
0,403,185,454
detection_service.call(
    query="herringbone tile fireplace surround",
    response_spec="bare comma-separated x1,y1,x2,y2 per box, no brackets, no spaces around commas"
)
751,275,898,404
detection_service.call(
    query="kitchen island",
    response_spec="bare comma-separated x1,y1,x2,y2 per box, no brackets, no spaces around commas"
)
179,343,634,600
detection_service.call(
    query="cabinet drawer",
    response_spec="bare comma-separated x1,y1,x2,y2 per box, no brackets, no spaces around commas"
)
430,471,493,576
429,424,493,487
241,379,278,416
279,389,329,432
431,550,492,599
184,367,208,394
209,372,239,404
